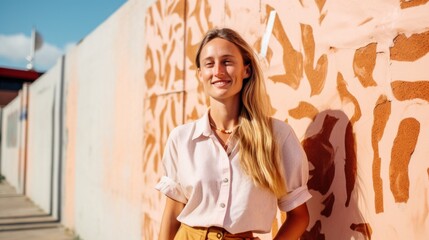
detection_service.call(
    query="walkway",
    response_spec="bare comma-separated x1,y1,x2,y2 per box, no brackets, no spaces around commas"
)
0,181,75,240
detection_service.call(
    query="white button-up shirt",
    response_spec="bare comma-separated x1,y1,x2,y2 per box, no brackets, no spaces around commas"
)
155,112,311,234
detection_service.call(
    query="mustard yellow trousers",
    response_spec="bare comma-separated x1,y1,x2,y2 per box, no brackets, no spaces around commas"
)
174,223,258,240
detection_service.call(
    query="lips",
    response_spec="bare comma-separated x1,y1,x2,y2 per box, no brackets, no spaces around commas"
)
211,80,231,87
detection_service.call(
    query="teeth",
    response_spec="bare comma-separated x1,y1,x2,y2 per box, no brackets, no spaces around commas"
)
212,80,229,84
213,81,229,87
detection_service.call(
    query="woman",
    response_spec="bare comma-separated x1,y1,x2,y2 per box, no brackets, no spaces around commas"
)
156,27,311,239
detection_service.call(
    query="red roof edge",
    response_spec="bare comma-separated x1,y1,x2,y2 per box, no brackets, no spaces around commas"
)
0,67,44,81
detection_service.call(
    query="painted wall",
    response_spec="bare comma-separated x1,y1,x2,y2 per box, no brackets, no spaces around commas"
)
62,0,154,239
143,0,429,239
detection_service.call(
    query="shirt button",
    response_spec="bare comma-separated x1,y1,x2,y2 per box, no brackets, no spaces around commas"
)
223,178,229,183
220,203,225,208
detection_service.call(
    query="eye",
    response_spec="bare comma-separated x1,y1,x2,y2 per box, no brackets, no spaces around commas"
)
223,59,233,65
204,61,214,68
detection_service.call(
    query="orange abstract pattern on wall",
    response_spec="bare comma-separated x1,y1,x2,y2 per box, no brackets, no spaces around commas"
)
143,0,429,239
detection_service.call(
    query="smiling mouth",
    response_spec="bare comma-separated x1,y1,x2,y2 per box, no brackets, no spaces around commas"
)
212,80,231,87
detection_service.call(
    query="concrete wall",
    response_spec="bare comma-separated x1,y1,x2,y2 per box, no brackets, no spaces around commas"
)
0,85,28,194
26,57,64,218
0,94,21,190
62,0,155,239
0,108,2,171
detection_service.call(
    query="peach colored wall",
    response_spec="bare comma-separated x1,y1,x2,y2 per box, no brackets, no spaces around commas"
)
142,1,186,238
62,1,152,239
144,0,429,239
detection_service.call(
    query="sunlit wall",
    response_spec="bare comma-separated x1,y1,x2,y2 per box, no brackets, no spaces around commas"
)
143,0,429,239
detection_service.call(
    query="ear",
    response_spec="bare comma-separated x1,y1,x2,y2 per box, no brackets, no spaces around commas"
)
243,64,251,79
197,68,202,80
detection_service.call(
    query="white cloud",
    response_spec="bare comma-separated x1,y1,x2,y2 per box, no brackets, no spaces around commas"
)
0,33,29,62
0,33,68,71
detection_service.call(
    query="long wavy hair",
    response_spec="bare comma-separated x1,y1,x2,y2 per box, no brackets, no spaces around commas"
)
195,28,286,197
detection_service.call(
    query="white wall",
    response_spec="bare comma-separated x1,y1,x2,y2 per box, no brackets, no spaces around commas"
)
0,85,29,194
0,107,2,173
26,58,63,218
62,0,153,239
0,95,21,191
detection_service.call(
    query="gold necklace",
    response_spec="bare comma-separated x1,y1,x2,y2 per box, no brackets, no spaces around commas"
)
209,121,235,134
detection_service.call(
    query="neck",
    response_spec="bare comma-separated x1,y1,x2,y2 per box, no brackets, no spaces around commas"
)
209,98,240,130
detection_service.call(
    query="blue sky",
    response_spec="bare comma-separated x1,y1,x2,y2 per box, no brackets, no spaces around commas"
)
0,0,126,71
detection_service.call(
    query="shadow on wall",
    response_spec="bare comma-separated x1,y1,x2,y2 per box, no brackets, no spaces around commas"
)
301,110,371,240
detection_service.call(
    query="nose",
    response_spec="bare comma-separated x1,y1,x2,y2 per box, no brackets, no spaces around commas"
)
213,63,226,77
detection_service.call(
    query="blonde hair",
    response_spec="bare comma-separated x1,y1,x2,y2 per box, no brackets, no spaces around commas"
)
195,28,286,197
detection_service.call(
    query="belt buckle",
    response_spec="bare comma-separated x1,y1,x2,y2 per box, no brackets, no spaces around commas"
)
209,227,225,239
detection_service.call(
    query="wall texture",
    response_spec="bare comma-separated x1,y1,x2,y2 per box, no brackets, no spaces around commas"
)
62,0,152,239
0,88,25,194
1,84,29,195
143,0,429,239
26,58,63,218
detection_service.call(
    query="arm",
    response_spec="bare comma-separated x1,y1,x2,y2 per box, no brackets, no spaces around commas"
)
273,203,309,240
159,197,185,240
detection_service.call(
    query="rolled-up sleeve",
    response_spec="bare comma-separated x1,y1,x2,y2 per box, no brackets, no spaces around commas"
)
278,185,311,212
155,176,187,203
276,121,312,212
155,129,188,204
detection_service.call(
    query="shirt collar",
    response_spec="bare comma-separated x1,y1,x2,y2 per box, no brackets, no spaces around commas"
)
192,110,212,140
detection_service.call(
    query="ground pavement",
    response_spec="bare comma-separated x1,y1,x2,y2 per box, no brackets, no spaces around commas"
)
0,181,76,240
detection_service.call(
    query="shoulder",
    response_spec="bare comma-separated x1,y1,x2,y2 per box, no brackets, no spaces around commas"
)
270,118,294,142
271,117,293,131
169,112,210,142
168,121,197,141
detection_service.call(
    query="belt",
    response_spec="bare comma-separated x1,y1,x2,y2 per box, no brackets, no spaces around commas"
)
206,226,254,239
179,223,255,240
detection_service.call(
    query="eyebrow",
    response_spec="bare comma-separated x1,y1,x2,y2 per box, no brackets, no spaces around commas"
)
201,54,236,62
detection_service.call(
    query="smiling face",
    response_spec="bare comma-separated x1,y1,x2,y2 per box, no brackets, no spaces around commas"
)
197,37,250,104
